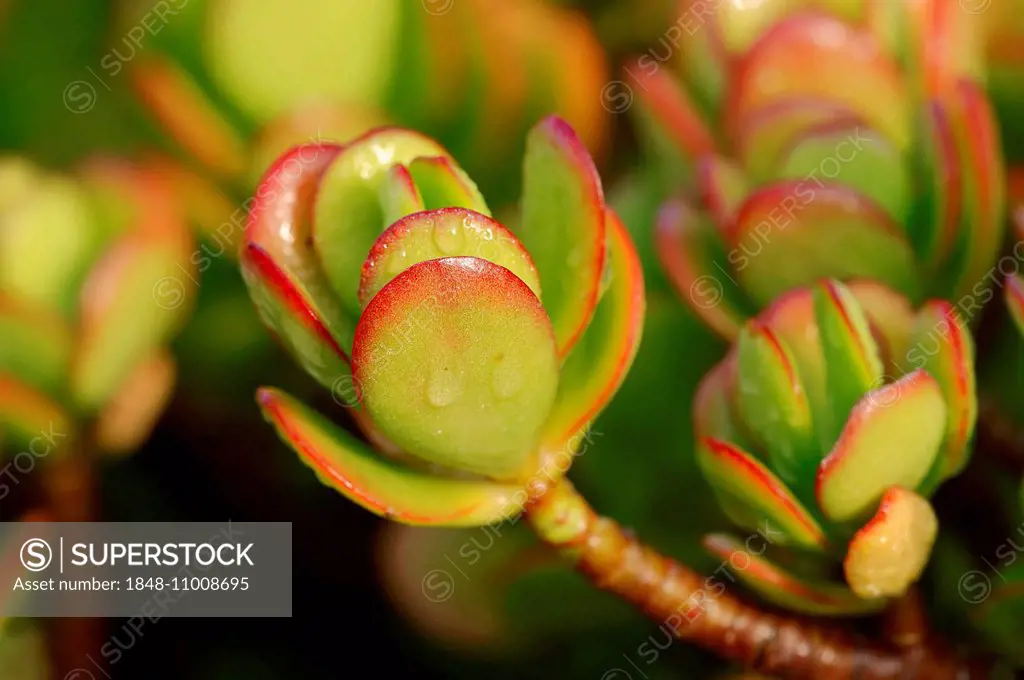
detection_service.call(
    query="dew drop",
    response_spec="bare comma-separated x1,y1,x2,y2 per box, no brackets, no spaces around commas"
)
387,249,408,275
491,356,524,400
433,219,466,255
426,367,460,407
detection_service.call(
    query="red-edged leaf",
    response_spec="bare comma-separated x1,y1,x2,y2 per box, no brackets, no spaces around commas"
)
655,199,752,340
312,128,453,315
696,154,748,235
697,437,827,550
843,486,937,599
94,349,175,456
0,294,71,394
352,257,559,480
727,14,908,149
379,164,426,226
812,279,885,447
0,375,72,450
130,57,246,179
625,57,717,161
693,349,749,447
900,301,977,487
243,143,357,388
407,156,490,214
533,209,644,483
946,80,1006,301
730,183,918,306
358,208,540,308
71,168,195,410
910,101,962,283
241,243,352,394
257,388,526,527
816,370,946,522
703,533,885,616
736,97,862,181
734,320,819,499
519,115,606,358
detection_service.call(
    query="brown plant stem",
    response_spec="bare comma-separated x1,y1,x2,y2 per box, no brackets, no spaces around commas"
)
42,443,104,679
883,588,928,650
525,478,990,680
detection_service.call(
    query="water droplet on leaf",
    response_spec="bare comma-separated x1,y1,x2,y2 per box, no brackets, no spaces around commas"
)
433,219,465,254
426,367,460,407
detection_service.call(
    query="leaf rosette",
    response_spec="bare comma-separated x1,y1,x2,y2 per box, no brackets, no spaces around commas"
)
694,278,976,613
244,117,645,527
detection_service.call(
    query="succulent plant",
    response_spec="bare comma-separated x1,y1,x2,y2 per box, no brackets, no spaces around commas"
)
0,157,195,456
125,0,607,199
692,278,976,611
242,116,643,525
632,2,1004,339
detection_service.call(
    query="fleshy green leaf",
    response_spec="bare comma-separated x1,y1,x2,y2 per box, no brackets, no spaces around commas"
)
693,350,749,447
812,279,885,447
843,486,937,599
655,199,752,340
773,122,909,221
243,142,357,371
0,175,100,315
407,156,491,215
899,301,976,488
94,350,175,456
946,80,1006,300
203,0,400,123
727,14,908,149
734,320,819,498
379,164,426,226
312,128,451,315
626,57,717,161
731,183,918,306
0,295,71,395
352,257,559,480
909,101,962,281
737,98,861,181
241,243,353,395
816,370,946,522
257,387,525,527
535,210,644,481
703,533,885,616
697,437,826,550
358,208,540,308
696,154,748,233
131,56,247,179
70,224,194,410
519,115,606,358
0,376,72,451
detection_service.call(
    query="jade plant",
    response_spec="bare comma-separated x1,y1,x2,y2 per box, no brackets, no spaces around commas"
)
632,2,1004,338
242,115,643,523
693,278,975,610
241,116,997,678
